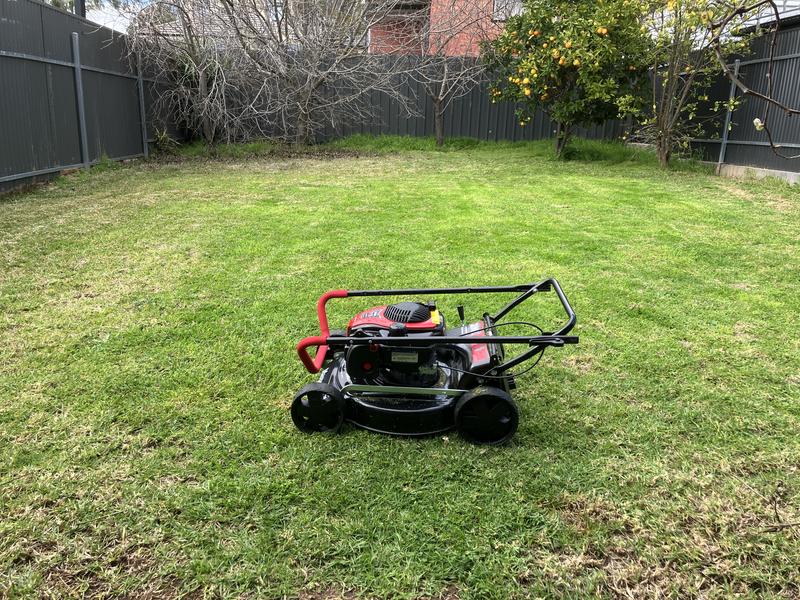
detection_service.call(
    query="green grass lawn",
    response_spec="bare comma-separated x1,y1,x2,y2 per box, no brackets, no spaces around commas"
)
1,138,799,599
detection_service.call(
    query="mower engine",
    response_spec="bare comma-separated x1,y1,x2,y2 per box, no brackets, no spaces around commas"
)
292,279,578,445
338,301,499,389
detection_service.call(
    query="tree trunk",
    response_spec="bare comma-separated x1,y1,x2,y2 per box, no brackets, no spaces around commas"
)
296,110,310,145
433,99,445,147
656,135,671,168
554,121,572,158
198,69,214,145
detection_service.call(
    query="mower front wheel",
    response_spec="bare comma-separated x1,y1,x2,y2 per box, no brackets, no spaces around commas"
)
291,383,346,434
455,386,519,445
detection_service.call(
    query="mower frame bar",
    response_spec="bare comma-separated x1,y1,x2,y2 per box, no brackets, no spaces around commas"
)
297,278,577,374
325,335,578,347
342,384,468,397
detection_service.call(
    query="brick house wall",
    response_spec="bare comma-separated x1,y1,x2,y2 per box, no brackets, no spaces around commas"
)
428,0,501,57
369,0,507,57
368,16,426,55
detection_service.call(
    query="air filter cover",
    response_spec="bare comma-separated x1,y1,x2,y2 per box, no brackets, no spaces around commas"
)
384,302,431,323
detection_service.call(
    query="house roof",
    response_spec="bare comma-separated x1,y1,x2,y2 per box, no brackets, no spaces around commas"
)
740,1,800,32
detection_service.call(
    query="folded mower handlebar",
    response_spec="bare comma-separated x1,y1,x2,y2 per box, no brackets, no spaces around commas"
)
296,279,577,374
296,289,348,373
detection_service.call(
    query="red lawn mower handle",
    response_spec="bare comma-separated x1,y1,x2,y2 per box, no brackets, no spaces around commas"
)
297,289,348,373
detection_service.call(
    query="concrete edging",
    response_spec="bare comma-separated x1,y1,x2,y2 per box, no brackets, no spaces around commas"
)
713,162,800,185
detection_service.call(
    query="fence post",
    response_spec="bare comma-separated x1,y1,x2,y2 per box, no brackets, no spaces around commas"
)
71,32,90,168
136,53,149,158
717,58,740,173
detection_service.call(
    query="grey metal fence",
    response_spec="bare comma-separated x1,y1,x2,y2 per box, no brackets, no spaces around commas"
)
0,0,176,192
318,75,626,143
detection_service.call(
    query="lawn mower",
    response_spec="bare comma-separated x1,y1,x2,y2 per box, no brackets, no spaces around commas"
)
292,278,578,445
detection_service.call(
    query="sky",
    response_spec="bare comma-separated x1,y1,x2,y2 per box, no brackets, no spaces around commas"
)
86,4,130,32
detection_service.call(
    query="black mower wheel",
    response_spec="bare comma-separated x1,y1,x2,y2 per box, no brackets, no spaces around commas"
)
291,383,346,434
454,386,519,445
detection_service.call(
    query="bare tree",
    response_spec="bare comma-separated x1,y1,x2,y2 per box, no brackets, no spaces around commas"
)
126,0,423,145
127,0,246,144
405,0,499,146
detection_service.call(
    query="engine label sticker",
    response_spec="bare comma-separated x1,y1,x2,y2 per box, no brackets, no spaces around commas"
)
391,351,419,364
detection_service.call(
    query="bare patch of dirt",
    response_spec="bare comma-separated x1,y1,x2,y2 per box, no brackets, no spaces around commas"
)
34,537,200,600
719,182,795,212
41,566,195,600
528,540,796,599
733,321,756,342
435,585,461,600
558,493,629,535
561,354,594,375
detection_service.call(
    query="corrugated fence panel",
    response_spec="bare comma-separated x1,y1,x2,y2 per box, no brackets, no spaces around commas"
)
82,69,142,160
733,60,800,144
48,63,82,167
0,57,46,178
0,0,45,55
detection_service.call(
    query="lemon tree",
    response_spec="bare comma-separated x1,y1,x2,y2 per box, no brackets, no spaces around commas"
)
484,0,651,156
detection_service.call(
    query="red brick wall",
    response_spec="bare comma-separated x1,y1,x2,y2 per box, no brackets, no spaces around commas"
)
428,0,501,57
368,18,425,55
369,0,502,57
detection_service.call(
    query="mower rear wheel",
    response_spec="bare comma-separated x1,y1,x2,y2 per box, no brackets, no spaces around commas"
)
454,386,519,445
291,383,346,434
